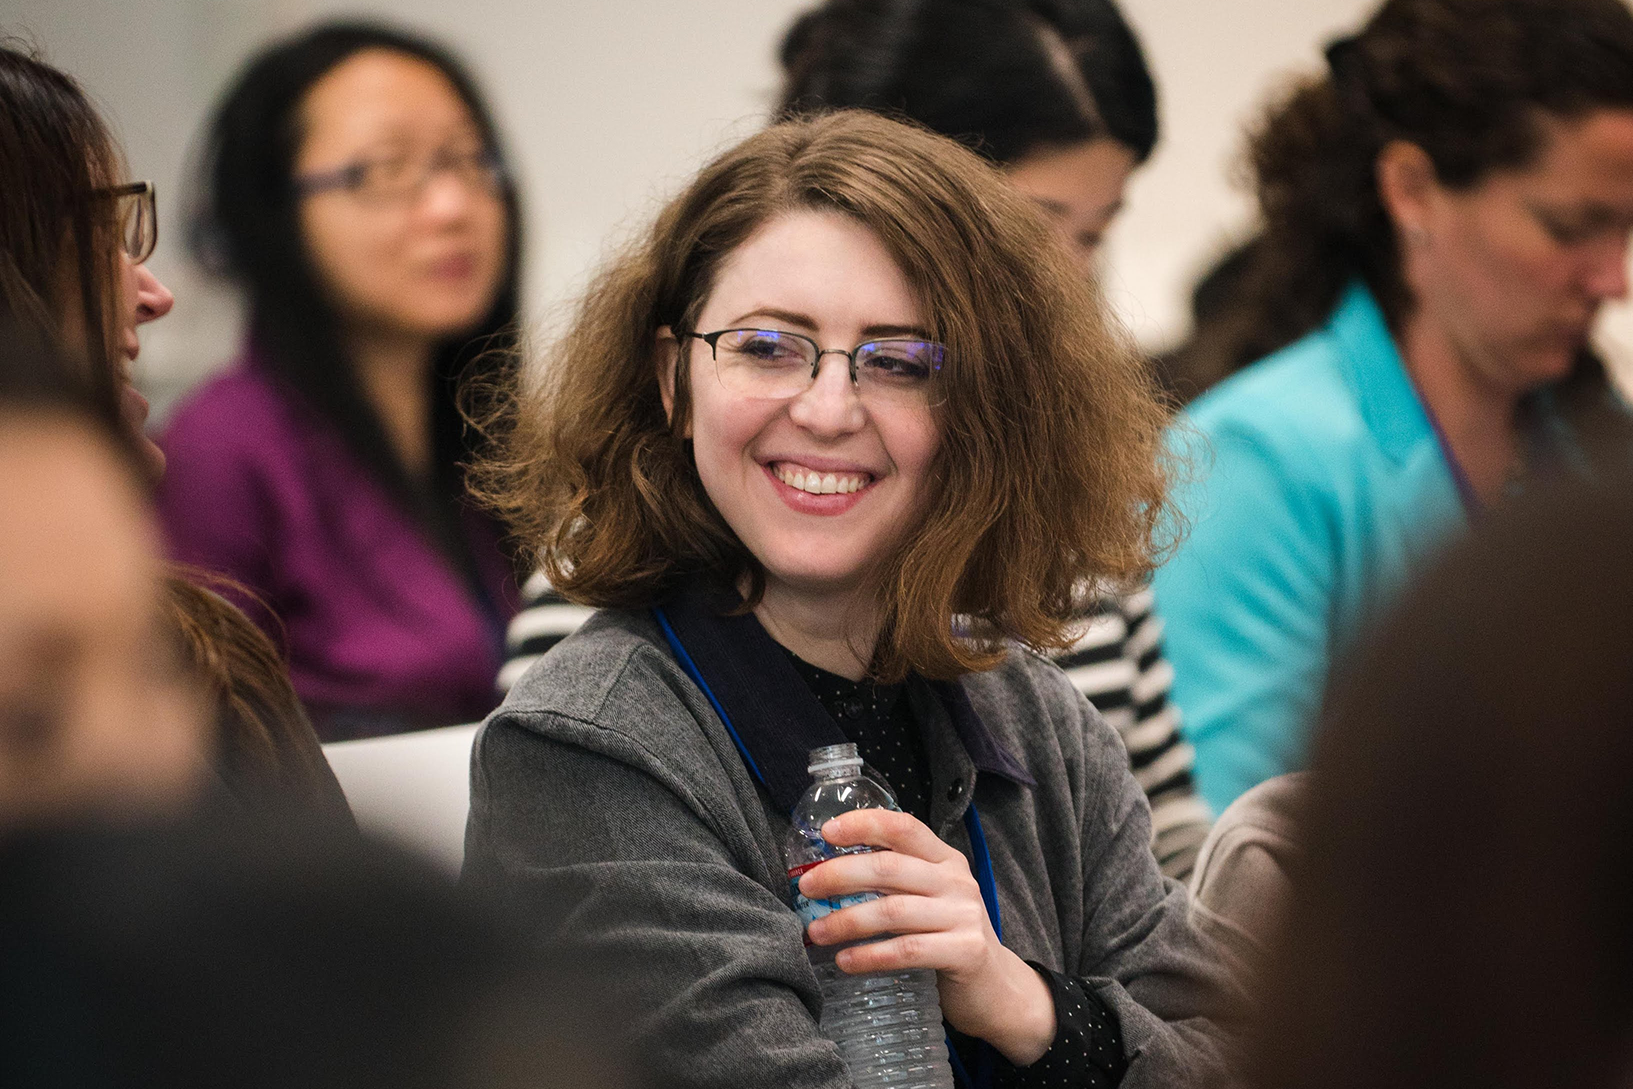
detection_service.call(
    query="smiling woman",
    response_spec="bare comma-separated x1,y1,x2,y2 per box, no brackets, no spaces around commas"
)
156,22,524,740
463,110,1227,1089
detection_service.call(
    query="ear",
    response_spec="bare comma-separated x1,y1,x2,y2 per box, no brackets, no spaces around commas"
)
655,326,687,436
1375,139,1441,244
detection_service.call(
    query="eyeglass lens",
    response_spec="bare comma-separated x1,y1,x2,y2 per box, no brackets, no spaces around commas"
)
707,329,944,402
339,148,502,201
119,187,156,264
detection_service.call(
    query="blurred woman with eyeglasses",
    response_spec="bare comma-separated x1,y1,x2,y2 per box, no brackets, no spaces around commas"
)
0,41,174,478
158,22,524,741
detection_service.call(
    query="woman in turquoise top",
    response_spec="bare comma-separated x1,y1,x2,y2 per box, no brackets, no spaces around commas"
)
1156,0,1633,814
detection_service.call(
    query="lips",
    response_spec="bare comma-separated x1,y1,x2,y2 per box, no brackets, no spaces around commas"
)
120,382,151,430
427,254,478,280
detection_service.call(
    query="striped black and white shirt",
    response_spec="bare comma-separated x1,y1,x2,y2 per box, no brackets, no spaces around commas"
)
497,574,1211,880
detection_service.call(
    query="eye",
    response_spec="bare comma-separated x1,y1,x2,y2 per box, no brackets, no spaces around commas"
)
858,341,942,383
358,154,415,194
723,330,807,365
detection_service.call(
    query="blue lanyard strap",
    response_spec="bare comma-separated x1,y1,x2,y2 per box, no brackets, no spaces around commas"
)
653,606,766,785
653,605,1002,1089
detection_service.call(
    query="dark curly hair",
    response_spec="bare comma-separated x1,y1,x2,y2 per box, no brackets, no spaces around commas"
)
1181,0,1633,396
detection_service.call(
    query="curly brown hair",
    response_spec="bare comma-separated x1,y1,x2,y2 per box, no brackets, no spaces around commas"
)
470,110,1171,681
1178,0,1633,395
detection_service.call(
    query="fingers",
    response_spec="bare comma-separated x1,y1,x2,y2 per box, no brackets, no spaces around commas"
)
798,844,971,900
806,890,990,951
833,928,994,976
820,808,960,863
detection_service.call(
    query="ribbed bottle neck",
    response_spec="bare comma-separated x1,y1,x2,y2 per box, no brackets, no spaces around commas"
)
807,742,863,780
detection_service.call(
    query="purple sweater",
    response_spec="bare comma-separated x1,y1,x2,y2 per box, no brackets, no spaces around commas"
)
156,360,517,741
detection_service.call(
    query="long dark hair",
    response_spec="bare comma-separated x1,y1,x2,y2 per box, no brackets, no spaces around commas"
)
1189,0,1633,394
777,0,1157,165
0,40,126,414
191,21,522,562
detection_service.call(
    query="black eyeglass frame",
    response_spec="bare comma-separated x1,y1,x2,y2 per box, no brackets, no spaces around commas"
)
97,180,157,264
678,327,947,390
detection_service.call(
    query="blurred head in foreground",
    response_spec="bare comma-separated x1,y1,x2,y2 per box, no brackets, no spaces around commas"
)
0,330,208,829
0,818,637,1088
1247,472,1633,1089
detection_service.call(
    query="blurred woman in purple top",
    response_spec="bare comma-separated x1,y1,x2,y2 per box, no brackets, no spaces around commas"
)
158,22,522,740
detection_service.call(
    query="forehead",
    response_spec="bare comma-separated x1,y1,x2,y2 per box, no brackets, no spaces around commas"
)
1505,108,1633,205
698,209,925,332
297,48,479,159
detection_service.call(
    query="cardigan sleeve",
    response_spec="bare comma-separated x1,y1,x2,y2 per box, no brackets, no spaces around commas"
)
1065,684,1236,1089
1154,420,1338,815
462,709,854,1089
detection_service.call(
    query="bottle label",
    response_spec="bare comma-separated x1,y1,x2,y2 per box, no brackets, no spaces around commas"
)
787,859,879,945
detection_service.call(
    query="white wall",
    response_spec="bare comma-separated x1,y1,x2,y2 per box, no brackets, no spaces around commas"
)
8,0,1632,410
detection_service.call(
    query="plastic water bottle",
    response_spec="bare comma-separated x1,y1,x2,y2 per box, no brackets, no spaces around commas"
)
786,743,955,1089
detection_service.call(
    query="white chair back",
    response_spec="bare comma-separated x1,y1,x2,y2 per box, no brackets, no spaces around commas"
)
323,723,480,875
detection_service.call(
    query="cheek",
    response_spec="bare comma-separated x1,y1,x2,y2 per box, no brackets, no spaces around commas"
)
302,206,400,311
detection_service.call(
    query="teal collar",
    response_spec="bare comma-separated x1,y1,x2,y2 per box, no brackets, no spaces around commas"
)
1328,281,1433,466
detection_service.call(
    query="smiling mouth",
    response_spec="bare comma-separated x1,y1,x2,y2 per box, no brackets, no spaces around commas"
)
772,462,873,495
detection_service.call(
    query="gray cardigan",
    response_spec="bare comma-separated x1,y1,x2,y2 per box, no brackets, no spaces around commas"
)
463,604,1230,1089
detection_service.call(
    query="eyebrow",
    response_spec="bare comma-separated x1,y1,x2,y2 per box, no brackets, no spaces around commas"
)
1528,199,1633,229
725,307,935,341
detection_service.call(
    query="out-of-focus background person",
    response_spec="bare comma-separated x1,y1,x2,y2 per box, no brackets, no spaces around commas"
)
779,0,1156,273
0,40,174,477
755,0,1209,880
1155,0,1633,815
1242,469,1633,1089
156,22,523,742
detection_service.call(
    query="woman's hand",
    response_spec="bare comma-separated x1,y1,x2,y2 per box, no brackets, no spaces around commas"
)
798,808,1056,1066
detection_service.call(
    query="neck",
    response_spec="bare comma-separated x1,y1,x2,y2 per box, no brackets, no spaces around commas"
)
751,578,878,681
350,330,436,480
1398,312,1524,505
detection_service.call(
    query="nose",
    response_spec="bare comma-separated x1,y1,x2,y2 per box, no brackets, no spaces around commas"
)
1579,233,1631,303
417,167,482,224
133,261,175,324
787,353,866,436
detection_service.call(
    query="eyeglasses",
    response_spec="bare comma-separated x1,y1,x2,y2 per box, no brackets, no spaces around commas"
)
294,145,506,204
100,181,157,264
681,328,947,405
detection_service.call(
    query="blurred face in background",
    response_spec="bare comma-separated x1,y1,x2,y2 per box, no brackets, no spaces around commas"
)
294,48,508,347
0,414,208,828
1006,136,1139,273
1397,108,1633,397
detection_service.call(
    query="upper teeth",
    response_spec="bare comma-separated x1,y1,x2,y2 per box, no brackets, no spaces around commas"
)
776,465,868,495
